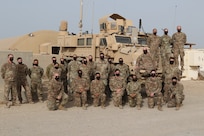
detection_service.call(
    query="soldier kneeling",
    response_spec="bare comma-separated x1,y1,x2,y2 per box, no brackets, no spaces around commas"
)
47,73,68,111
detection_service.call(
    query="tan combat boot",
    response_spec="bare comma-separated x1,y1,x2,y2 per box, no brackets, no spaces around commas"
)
82,104,87,110
158,105,163,111
176,104,180,110
58,105,67,111
137,105,141,110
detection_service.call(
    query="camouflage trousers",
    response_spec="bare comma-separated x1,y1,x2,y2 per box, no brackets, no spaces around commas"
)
4,81,19,104
173,47,185,67
128,94,142,107
112,91,124,107
167,94,185,107
47,93,68,111
74,91,87,107
17,80,32,103
147,92,163,108
30,81,43,101
163,83,171,103
61,78,68,94
92,93,106,107
161,53,172,70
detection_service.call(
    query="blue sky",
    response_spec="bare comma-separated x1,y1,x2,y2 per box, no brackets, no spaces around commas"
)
0,0,203,48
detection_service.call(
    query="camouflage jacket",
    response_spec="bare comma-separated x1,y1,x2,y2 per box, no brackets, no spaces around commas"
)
109,76,126,92
146,77,162,96
71,77,89,93
16,63,29,82
95,60,110,79
170,82,184,96
80,64,91,81
90,79,105,95
1,62,17,81
147,35,161,54
126,81,141,95
47,79,64,100
136,53,155,71
68,60,81,79
160,34,172,54
49,67,62,80
172,32,187,48
115,64,130,81
59,64,68,79
46,63,54,78
28,66,44,83
164,64,181,83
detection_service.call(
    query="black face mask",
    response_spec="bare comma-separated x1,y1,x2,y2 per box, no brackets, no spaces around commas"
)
18,62,22,64
178,30,181,32
151,73,156,77
116,73,120,76
55,76,60,81
33,64,38,66
153,32,157,35
55,67,59,69
119,60,123,64
172,82,177,85
108,60,112,64
61,61,64,64
164,31,168,35
100,56,104,60
10,57,14,62
73,57,77,61
170,61,174,64
143,50,147,54
89,59,92,62
78,73,82,77
96,76,100,80
53,60,57,64
84,61,87,64
132,78,137,81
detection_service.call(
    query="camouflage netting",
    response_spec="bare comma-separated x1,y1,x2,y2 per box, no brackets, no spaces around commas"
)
59,21,68,31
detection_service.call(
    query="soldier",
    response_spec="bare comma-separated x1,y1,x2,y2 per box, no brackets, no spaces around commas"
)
107,58,115,78
87,55,96,81
1,54,20,108
90,72,106,108
136,47,156,74
46,56,57,79
80,58,91,82
47,73,68,111
109,69,126,109
115,57,130,82
172,25,187,70
145,70,163,111
28,59,44,102
147,28,161,67
126,74,142,110
160,28,173,70
167,77,185,110
163,56,181,103
59,58,68,94
71,70,89,110
16,57,33,104
49,63,62,81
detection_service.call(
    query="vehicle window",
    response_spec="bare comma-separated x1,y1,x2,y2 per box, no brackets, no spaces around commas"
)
115,36,131,44
86,38,92,46
138,38,147,45
78,38,84,46
99,38,107,46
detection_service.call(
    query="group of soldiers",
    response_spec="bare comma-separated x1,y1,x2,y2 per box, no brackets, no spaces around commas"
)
0,26,186,111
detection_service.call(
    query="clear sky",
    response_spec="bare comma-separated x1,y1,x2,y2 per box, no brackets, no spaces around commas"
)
0,0,203,48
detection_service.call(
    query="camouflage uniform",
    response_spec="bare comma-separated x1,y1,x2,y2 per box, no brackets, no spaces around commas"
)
108,62,115,78
90,79,106,107
126,80,142,108
172,32,187,67
115,63,130,82
163,64,181,103
49,67,62,81
167,82,184,109
46,63,54,79
16,63,33,103
87,61,96,81
95,59,109,86
1,62,18,105
147,34,161,67
109,76,126,108
160,34,172,70
80,64,91,83
136,52,156,73
59,63,68,93
71,76,89,108
47,78,68,111
28,65,44,102
145,76,163,110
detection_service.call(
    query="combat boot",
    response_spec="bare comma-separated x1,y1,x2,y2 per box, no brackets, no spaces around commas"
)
101,104,105,109
158,105,163,111
181,66,185,71
176,104,180,110
119,105,123,109
82,104,87,110
137,105,141,110
58,105,67,111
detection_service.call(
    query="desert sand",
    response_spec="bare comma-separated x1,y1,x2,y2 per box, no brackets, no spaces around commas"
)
0,80,204,136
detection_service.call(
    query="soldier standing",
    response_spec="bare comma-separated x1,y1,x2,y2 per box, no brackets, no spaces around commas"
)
1,54,20,108
115,57,130,82
126,74,142,110
71,70,89,110
49,63,62,81
109,69,126,109
59,58,68,94
147,28,161,67
90,72,106,108
172,25,187,70
145,70,163,111
46,56,57,79
87,55,96,81
16,57,33,104
47,73,68,111
167,77,184,110
160,28,173,70
28,59,44,102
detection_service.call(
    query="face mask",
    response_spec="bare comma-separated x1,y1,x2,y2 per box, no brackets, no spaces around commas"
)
61,61,64,64
116,73,120,76
53,60,57,64
96,76,100,80
170,61,174,64
33,64,38,66
78,73,82,77
151,73,156,77
55,67,59,69
172,82,177,85
178,30,181,32
153,32,157,35
18,62,22,64
9,57,14,62
100,56,104,60
143,50,147,54
132,78,137,81
89,58,92,62
84,61,87,64
55,76,60,81
164,31,168,35
73,57,77,61
119,60,123,64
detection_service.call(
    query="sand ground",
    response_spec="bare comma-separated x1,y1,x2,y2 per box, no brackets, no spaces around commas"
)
0,80,204,136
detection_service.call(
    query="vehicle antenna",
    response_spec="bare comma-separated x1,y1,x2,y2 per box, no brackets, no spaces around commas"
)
91,0,95,35
79,0,83,36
